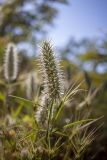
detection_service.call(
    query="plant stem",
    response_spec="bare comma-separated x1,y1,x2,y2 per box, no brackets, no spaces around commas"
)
46,100,54,160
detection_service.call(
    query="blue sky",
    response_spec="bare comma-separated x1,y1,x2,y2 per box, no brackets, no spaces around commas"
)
47,0,107,47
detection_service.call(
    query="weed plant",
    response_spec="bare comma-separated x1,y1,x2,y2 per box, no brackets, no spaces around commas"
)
0,41,102,160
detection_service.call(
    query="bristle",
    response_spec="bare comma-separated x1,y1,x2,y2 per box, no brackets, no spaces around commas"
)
4,42,19,82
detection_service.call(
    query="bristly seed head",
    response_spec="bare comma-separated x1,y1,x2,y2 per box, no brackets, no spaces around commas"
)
35,41,64,125
39,41,64,101
35,95,48,126
4,42,19,83
26,72,37,100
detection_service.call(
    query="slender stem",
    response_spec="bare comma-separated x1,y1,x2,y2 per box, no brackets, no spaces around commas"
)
6,82,12,114
46,100,54,160
64,146,70,160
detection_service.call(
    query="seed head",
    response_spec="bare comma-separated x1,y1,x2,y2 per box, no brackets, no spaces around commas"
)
39,41,64,101
35,41,64,126
26,72,37,100
4,42,19,82
35,95,48,126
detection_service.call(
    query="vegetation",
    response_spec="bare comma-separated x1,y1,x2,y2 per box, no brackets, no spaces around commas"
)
0,0,106,159
0,41,102,160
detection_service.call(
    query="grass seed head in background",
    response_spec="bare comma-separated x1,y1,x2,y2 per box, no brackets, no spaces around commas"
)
25,72,37,100
4,42,19,83
39,41,64,102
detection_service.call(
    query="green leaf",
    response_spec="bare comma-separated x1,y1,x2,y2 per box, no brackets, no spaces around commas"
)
64,119,96,129
78,116,104,130
9,95,33,104
0,92,5,102
55,100,64,120
13,104,24,118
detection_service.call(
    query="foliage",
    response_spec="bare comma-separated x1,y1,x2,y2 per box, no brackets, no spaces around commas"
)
58,36,107,159
0,0,106,159
0,0,68,44
0,41,102,160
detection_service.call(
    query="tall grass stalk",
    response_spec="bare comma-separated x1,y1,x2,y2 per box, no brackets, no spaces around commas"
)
34,41,100,159
4,42,19,83
3,42,19,113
